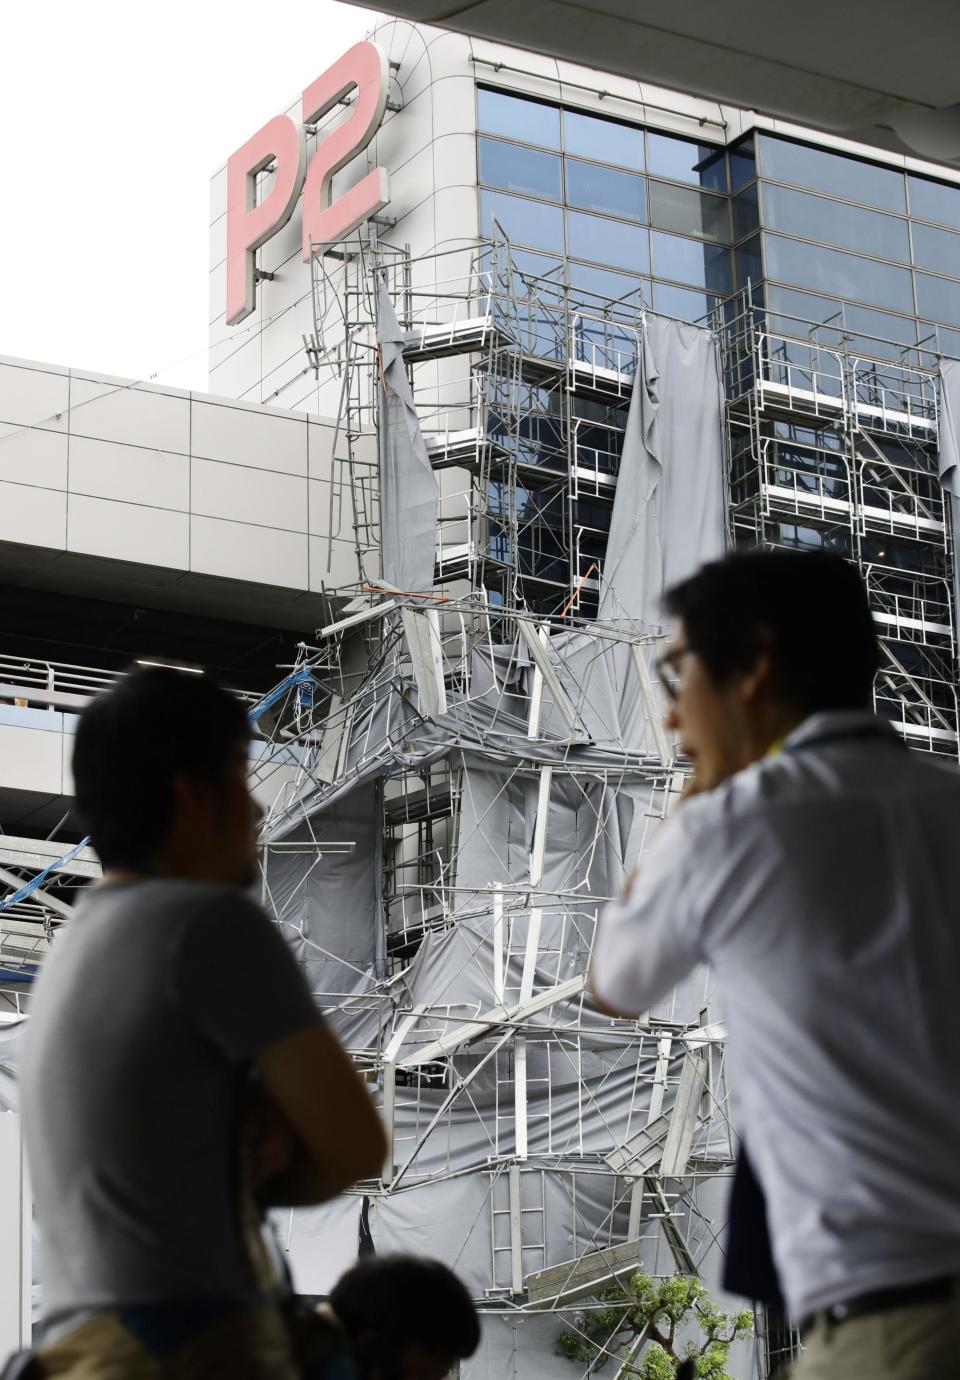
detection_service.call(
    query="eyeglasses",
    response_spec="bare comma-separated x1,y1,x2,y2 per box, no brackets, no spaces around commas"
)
654,643,692,702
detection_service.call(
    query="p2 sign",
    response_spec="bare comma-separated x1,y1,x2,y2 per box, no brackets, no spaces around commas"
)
226,41,391,326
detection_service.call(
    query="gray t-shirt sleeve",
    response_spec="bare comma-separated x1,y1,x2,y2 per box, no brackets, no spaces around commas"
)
174,893,319,1062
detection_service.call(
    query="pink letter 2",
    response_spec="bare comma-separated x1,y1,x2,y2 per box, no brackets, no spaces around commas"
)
301,41,391,258
226,115,306,325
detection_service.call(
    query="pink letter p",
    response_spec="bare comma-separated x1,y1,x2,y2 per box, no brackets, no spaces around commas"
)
226,115,306,326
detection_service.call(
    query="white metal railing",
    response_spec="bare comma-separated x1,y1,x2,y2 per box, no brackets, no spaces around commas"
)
865,567,954,651
756,333,846,418
851,359,938,437
436,484,480,575
759,452,854,526
0,654,117,711
875,675,960,756
0,652,261,714
571,418,621,497
856,455,946,540
401,268,495,357
569,314,639,396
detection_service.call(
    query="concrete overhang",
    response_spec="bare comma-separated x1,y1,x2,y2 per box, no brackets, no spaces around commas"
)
348,0,960,167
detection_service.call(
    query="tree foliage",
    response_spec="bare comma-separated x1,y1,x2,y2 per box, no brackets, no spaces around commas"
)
556,1271,753,1379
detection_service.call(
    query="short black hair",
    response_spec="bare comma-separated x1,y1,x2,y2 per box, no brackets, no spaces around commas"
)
330,1255,480,1364
72,667,251,870
664,549,879,715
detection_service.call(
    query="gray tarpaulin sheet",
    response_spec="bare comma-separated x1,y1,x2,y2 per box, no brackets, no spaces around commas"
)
264,782,384,1048
377,277,439,593
599,315,726,631
270,1196,362,1296
938,360,960,631
0,1020,23,1112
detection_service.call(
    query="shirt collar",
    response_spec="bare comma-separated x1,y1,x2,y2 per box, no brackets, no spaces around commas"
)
782,709,896,752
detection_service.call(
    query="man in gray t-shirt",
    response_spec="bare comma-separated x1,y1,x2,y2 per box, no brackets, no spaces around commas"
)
20,668,386,1378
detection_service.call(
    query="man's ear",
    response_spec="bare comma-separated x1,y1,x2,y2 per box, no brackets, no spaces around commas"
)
169,772,210,817
741,649,776,703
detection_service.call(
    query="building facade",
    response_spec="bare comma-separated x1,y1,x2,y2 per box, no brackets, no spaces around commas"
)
2,15,960,1375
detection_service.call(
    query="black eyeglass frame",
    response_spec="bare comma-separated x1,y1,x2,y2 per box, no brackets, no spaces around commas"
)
654,643,692,702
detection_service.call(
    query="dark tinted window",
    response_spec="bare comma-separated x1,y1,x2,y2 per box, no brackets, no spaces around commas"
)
916,271,960,327
651,230,732,293
763,183,910,263
478,138,562,201
564,110,644,170
477,88,561,148
648,181,729,242
654,281,717,322
759,134,905,212
568,261,649,309
732,182,760,241
729,135,757,191
647,131,727,191
911,222,960,278
908,175,960,229
764,234,914,312
735,235,763,292
765,284,841,328
566,160,646,220
566,210,650,273
480,190,565,253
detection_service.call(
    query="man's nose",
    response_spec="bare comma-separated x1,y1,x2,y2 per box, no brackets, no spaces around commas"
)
664,702,680,733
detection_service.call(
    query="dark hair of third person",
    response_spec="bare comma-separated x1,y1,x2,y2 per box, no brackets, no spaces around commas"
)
663,548,880,715
72,667,251,871
329,1255,480,1367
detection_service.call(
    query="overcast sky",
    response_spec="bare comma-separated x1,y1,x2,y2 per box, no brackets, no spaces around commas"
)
0,1,376,390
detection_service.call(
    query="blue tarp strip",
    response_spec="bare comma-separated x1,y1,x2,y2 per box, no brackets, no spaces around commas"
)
248,667,317,723
0,836,92,913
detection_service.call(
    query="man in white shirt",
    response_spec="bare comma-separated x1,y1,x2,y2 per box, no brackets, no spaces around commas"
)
590,549,960,1379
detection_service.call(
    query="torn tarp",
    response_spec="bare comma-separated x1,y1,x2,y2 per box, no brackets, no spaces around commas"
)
377,277,439,593
598,315,726,632
938,359,960,633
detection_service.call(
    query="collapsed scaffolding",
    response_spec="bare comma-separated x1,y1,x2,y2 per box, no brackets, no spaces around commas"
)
255,234,745,1377
252,236,959,1378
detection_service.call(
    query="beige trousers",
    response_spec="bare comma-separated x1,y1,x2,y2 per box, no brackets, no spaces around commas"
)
32,1304,299,1380
791,1286,960,1380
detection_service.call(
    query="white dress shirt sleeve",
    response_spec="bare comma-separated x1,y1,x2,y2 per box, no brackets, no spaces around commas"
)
590,809,705,1016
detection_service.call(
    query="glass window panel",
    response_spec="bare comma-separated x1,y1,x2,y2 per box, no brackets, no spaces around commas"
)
933,324,960,359
911,222,960,278
765,284,844,331
648,181,729,242
563,110,644,170
566,210,650,273
762,183,910,263
568,261,650,311
565,159,646,220
908,175,960,229
651,230,732,294
477,88,561,148
916,272,960,327
653,282,717,322
758,134,905,212
511,248,565,281
480,189,565,253
478,138,562,201
647,131,727,191
734,235,763,292
763,233,914,313
843,302,918,345
732,182,760,241
730,135,757,191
